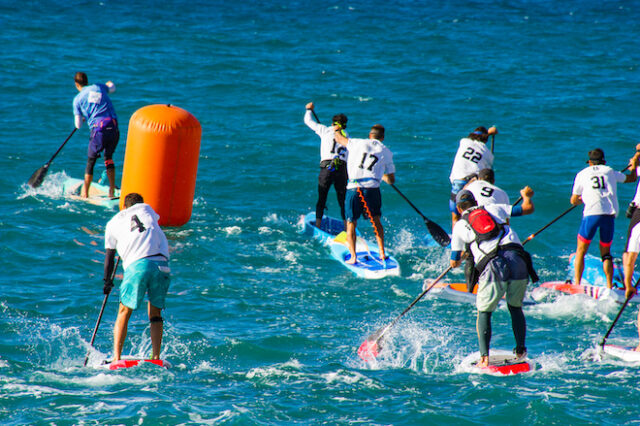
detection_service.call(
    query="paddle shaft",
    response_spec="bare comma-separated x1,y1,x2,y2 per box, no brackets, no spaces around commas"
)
369,262,458,345
390,183,451,246
491,134,495,154
83,256,120,366
46,127,77,165
600,275,640,347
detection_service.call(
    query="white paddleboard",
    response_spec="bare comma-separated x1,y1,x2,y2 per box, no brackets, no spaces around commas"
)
602,345,640,362
460,349,533,375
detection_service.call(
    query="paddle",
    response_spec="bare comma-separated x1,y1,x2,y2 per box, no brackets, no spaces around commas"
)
28,127,77,188
599,276,640,347
358,190,547,361
358,262,456,360
491,134,495,154
390,183,451,247
83,256,120,366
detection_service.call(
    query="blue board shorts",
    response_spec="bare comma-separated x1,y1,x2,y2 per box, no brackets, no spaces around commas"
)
88,118,119,160
120,258,171,310
449,179,468,213
578,214,615,246
345,187,382,222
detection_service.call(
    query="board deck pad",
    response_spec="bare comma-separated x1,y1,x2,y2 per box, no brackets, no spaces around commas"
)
62,176,120,210
105,359,172,370
461,349,532,375
303,212,400,279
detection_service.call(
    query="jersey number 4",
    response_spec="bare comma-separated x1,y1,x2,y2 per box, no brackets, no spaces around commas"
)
130,215,147,233
462,147,482,164
359,153,379,171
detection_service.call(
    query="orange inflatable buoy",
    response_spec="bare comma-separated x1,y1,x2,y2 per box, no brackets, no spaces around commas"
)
120,104,201,226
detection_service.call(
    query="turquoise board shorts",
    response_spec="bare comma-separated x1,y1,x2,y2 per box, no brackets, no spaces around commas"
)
120,258,171,310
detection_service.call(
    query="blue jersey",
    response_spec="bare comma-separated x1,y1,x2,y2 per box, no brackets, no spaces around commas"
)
73,83,117,128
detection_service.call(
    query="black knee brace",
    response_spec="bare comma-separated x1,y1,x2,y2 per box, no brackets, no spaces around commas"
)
85,157,98,175
150,316,163,323
602,253,613,263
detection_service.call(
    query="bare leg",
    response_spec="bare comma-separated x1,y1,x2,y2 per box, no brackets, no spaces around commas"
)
574,239,590,285
600,244,614,289
148,303,163,360
346,220,357,264
372,216,386,260
107,168,116,198
113,303,133,361
478,355,489,368
82,173,93,198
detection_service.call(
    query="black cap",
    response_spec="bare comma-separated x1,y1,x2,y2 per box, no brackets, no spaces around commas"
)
587,148,605,164
456,189,476,205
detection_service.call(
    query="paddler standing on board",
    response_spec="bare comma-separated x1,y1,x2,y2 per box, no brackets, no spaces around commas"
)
334,124,395,264
570,148,638,288
304,102,349,229
464,168,510,206
449,126,497,228
72,72,120,198
103,193,171,362
449,188,536,367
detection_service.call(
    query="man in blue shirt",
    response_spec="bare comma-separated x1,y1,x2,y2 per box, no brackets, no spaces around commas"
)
72,72,120,198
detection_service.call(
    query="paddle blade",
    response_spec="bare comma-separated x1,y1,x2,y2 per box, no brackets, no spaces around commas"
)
358,339,380,361
28,164,49,188
426,220,451,247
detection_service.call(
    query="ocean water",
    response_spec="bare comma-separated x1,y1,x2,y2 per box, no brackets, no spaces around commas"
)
2,0,640,424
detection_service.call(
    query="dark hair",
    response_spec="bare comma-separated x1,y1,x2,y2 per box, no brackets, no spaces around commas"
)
457,198,477,212
74,72,88,86
468,126,489,142
478,168,495,184
332,113,348,128
124,193,144,208
370,124,385,140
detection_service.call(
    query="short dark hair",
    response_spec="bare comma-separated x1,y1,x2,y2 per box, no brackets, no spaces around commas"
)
332,113,348,128
124,193,144,208
74,72,88,86
468,126,489,142
370,124,385,140
478,168,495,184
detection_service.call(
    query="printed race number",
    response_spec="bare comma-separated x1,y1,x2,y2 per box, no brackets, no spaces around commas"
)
462,147,482,164
480,186,494,197
130,215,147,233
591,176,606,190
359,153,379,171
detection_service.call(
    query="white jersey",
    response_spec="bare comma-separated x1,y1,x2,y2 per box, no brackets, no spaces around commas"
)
572,165,626,217
105,203,170,270
465,180,510,206
304,110,348,163
632,166,640,205
449,138,494,183
345,137,395,189
451,204,522,265
628,222,640,253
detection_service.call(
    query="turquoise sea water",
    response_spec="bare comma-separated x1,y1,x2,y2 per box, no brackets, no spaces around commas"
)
2,0,640,423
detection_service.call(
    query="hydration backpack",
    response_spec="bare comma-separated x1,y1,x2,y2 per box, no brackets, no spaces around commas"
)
462,207,504,243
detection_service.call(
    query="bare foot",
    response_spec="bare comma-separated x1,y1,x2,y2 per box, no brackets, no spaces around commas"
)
477,356,489,368
345,254,357,265
81,191,89,198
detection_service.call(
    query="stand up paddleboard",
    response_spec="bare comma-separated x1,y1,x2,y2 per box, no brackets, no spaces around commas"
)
602,345,640,362
537,254,640,304
428,282,537,306
62,174,120,210
460,349,533,375
302,212,400,279
101,359,172,371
